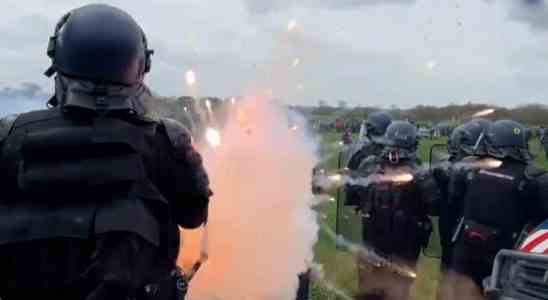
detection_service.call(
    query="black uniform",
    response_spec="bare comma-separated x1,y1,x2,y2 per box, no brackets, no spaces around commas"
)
352,121,437,300
0,4,211,300
345,112,392,207
450,120,548,291
434,118,491,269
0,107,210,300
450,160,547,287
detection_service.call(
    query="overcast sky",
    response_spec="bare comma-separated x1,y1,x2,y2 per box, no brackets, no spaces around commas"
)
0,0,547,110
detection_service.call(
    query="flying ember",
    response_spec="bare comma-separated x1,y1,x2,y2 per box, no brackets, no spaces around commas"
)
472,108,495,118
205,127,221,147
185,70,197,86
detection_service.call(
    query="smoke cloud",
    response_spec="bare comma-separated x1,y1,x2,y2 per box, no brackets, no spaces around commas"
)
179,95,319,300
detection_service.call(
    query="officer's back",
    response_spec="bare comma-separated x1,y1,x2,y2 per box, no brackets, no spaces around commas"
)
450,120,548,291
0,4,211,300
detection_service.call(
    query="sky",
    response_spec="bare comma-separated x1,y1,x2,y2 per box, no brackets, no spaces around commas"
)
0,0,547,112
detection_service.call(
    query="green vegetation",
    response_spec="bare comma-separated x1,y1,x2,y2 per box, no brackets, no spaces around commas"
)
310,133,548,300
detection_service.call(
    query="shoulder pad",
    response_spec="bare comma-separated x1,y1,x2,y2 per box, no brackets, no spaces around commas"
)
0,114,18,142
160,117,193,150
525,164,547,180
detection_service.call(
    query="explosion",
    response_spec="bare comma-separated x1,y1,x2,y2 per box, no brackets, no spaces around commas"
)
181,96,318,300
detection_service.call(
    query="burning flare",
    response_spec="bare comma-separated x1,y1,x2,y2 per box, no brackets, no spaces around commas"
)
472,108,495,118
205,127,221,147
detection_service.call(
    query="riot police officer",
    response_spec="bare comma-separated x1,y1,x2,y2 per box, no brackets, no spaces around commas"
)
434,119,491,269
0,4,211,300
345,111,392,170
433,119,491,300
344,111,392,207
449,120,548,294
352,121,438,300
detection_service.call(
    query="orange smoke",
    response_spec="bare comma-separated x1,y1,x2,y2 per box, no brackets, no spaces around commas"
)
179,95,318,300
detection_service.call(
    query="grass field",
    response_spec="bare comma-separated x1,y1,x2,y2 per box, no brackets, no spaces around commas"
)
310,132,548,300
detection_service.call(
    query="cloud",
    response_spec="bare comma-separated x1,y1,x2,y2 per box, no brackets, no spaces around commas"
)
0,82,49,116
507,0,548,31
243,0,416,15
0,82,49,100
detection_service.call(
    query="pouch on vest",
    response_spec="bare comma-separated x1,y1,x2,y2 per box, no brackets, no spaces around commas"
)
462,220,501,253
18,121,146,193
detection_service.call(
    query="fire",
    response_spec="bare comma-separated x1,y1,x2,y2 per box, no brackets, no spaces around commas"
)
378,173,414,183
475,158,503,169
472,108,495,118
205,127,221,147
185,69,197,86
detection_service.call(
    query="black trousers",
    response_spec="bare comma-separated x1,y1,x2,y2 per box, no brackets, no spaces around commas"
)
0,232,162,300
451,241,495,290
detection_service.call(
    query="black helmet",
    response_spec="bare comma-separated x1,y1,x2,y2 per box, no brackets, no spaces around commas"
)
485,120,532,162
448,124,465,157
365,111,392,138
45,4,153,85
379,121,418,163
448,118,491,157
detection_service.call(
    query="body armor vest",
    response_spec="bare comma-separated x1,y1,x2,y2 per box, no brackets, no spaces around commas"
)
362,161,430,261
0,108,168,246
461,161,528,240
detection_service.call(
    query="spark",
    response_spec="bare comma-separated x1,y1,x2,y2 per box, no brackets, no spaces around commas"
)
205,127,221,147
205,99,212,113
290,125,299,131
185,70,197,86
287,19,297,31
329,197,336,202
292,57,301,67
472,108,496,118
472,158,503,169
184,106,188,112
328,174,342,182
381,173,414,183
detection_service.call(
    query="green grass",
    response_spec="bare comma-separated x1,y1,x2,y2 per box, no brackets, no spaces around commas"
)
311,133,548,300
